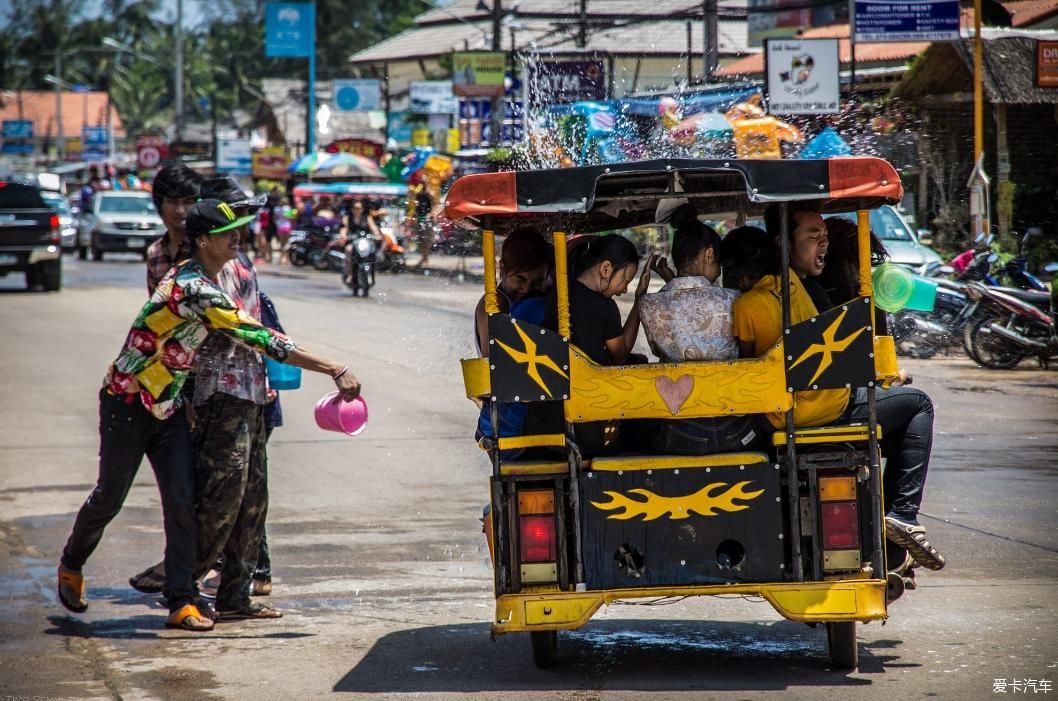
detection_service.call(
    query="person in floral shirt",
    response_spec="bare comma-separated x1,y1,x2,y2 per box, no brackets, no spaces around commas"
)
637,206,762,456
58,200,362,632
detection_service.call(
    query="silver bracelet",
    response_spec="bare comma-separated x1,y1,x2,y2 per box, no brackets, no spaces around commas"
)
332,366,349,381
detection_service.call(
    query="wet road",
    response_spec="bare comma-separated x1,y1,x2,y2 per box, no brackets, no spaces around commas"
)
0,255,1056,700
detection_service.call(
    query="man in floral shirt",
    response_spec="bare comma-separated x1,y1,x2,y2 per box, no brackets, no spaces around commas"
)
58,200,362,632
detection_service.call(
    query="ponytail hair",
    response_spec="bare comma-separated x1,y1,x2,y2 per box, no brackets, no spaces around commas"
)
568,233,640,278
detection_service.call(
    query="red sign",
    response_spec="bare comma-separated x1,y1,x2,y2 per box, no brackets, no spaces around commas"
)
323,138,383,161
136,135,169,170
1038,40,1058,88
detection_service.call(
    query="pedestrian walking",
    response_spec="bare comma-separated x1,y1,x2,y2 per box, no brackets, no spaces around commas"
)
58,199,363,631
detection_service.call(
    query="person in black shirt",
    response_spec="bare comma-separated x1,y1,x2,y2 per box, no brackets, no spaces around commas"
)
536,234,652,455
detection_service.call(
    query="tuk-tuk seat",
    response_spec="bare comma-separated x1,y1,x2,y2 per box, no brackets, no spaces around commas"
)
771,423,882,448
587,452,770,472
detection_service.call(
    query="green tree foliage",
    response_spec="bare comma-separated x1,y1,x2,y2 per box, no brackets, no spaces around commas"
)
2,0,424,138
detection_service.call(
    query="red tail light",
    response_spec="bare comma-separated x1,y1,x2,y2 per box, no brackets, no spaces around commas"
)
519,516,556,562
820,502,860,549
50,214,60,229
518,489,557,563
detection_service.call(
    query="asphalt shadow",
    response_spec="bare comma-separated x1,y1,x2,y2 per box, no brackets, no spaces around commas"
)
334,619,911,693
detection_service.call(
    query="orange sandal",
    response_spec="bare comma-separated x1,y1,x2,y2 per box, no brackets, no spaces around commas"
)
57,564,88,613
166,604,215,632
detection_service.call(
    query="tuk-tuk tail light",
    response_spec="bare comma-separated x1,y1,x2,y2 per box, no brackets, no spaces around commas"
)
518,489,557,566
820,501,860,550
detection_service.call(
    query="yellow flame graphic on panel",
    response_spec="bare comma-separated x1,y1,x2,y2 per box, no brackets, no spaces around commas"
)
788,308,866,386
494,321,568,398
591,481,764,521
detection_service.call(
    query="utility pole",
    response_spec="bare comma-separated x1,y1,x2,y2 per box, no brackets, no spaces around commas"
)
54,53,64,161
578,0,587,48
175,0,184,144
703,0,718,82
489,0,503,148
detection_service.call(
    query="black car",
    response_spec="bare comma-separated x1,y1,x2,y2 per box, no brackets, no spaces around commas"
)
0,176,62,291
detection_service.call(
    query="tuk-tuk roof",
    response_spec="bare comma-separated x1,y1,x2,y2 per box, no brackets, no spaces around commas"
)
444,157,902,232
292,182,408,199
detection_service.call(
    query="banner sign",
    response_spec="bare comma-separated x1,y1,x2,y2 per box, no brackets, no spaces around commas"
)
216,138,253,174
265,2,315,58
1037,40,1058,88
458,99,524,148
82,126,108,160
409,81,459,114
765,38,840,114
333,79,382,112
324,138,383,161
452,52,506,97
1,119,34,154
525,59,608,109
853,0,960,42
252,147,291,179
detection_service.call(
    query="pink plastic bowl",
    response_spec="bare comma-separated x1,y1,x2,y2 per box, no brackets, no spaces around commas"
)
314,392,368,436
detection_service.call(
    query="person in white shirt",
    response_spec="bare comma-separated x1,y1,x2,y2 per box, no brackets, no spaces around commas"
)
637,206,762,455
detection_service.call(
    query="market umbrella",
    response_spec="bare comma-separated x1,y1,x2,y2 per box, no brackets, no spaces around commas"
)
287,152,328,175
314,152,383,179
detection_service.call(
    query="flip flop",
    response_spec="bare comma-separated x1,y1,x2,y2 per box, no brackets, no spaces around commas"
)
166,604,215,632
57,564,88,613
216,603,283,620
129,562,166,593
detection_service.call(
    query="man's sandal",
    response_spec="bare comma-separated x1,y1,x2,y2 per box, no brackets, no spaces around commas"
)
57,564,88,613
216,603,283,620
129,562,166,593
885,516,946,571
166,604,215,632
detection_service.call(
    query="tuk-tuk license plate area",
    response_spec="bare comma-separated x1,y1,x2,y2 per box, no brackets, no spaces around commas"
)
580,460,785,590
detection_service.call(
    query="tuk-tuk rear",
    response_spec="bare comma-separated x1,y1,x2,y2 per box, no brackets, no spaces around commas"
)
447,158,906,670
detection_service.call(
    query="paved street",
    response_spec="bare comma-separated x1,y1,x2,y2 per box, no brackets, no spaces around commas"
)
1,254,1056,701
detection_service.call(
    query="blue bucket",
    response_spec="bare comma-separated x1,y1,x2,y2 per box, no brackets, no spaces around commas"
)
265,357,302,390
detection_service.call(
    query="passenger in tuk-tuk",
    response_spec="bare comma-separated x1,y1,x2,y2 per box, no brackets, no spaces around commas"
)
536,234,652,457
727,216,947,572
637,206,762,454
473,229,554,454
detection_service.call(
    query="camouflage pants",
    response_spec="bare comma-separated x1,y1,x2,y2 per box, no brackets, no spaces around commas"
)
193,394,267,612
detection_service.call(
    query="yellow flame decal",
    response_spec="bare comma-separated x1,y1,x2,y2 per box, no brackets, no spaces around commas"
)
493,320,568,398
591,481,765,521
788,307,867,386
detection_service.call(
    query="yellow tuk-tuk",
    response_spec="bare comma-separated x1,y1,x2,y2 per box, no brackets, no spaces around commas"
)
446,157,907,670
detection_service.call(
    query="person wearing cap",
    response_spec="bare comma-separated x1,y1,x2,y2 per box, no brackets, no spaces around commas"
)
146,162,202,294
128,177,279,601
58,199,362,631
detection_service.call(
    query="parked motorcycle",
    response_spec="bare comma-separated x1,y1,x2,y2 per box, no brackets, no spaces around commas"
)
287,219,342,271
376,226,406,273
965,282,1058,369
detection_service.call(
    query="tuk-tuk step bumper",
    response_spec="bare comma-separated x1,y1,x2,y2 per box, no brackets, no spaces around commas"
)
492,580,887,636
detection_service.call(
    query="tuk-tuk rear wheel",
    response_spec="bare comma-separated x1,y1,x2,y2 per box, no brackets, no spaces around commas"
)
530,631,558,668
826,622,858,670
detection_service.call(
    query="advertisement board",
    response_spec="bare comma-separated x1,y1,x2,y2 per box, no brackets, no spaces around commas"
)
1038,40,1058,88
853,0,959,42
525,59,608,108
83,126,108,160
252,147,291,179
265,2,315,58
452,52,506,97
409,81,459,114
765,38,840,114
324,138,383,161
216,138,253,174
1,119,34,154
333,79,382,112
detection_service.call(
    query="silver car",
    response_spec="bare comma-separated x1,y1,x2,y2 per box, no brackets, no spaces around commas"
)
40,190,79,252
78,191,164,261
825,205,942,274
